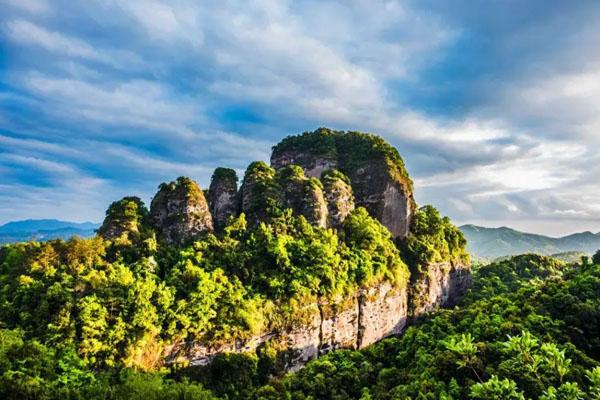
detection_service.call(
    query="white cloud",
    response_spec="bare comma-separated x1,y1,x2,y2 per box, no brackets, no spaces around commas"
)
20,73,203,136
2,0,600,234
111,0,204,46
5,19,102,59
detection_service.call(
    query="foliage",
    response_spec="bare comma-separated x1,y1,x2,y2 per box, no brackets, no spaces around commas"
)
592,250,600,266
272,127,414,198
210,167,238,187
246,255,600,399
0,201,425,398
402,205,470,274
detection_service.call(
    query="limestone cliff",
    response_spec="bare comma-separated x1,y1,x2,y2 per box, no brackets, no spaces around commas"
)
271,128,415,239
409,262,472,317
99,128,471,373
150,177,213,245
166,281,409,371
207,168,239,231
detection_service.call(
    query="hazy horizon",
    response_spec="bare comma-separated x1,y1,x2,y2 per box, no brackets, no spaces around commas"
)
2,0,600,236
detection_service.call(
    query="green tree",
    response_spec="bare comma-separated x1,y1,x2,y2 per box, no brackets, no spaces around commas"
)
470,376,525,400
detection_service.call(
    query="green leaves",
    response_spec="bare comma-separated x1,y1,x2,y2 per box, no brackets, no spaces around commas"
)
470,376,525,400
402,205,470,274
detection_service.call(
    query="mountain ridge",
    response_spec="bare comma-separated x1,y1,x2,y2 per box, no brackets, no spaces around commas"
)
0,219,99,244
460,224,600,260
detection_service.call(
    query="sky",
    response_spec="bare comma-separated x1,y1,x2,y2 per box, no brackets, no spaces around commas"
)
1,0,600,236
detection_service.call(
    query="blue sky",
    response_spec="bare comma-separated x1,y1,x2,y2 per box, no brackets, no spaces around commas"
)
1,0,600,236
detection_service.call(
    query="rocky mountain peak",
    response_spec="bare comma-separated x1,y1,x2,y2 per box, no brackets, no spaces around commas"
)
271,128,415,238
239,161,281,225
207,167,239,231
276,165,328,228
150,176,213,244
97,196,149,243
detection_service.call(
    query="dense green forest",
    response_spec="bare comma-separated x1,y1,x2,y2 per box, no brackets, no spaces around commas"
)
0,199,472,399
1,201,600,398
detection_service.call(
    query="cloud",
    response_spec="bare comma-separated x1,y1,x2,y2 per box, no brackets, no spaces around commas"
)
1,0,600,235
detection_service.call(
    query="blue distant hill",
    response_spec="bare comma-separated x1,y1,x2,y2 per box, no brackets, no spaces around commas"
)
0,219,99,244
460,224,600,261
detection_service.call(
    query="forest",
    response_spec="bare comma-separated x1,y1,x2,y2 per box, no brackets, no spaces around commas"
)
1,200,599,399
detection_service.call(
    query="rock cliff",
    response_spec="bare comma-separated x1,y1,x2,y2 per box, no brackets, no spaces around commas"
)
166,281,410,370
207,168,239,231
410,262,472,317
321,169,355,229
239,161,281,225
271,128,415,239
150,177,213,245
99,128,471,373
276,165,328,228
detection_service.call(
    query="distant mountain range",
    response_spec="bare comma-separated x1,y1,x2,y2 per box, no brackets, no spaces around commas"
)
0,219,99,244
460,224,600,261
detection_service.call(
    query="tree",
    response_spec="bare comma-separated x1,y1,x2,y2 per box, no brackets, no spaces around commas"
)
592,250,600,265
470,376,525,400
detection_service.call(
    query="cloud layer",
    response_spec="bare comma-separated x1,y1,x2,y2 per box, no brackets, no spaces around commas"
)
1,0,599,235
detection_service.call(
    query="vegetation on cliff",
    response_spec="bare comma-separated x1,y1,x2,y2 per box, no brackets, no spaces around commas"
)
271,128,416,238
403,205,470,274
272,128,414,197
0,200,419,398
150,176,214,244
0,129,476,399
1,244,599,399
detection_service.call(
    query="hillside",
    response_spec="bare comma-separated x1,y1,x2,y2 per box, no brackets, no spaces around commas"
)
0,129,472,399
0,219,98,244
460,224,600,260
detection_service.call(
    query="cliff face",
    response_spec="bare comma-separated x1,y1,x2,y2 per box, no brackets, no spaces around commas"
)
410,262,472,317
166,282,410,371
239,162,280,225
277,165,328,228
98,128,471,373
207,168,239,231
165,264,474,372
271,128,415,239
150,177,213,245
322,169,355,229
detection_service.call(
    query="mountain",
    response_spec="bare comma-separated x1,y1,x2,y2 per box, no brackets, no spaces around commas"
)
460,224,600,260
0,219,99,244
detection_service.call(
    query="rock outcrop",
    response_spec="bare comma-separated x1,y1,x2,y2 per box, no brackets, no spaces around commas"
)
277,165,328,228
410,262,472,317
207,168,239,231
239,162,281,225
150,177,213,245
97,196,149,242
166,281,410,371
97,128,471,373
271,128,416,239
321,169,355,229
